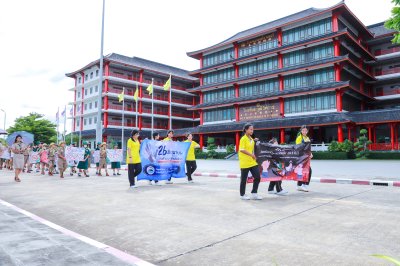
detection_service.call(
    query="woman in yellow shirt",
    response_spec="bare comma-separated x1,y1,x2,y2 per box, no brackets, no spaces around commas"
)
126,129,142,189
296,125,313,192
238,124,262,200
184,132,200,183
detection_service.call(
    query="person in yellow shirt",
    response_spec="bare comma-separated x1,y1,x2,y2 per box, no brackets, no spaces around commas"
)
126,129,141,189
163,130,174,184
295,125,313,192
238,124,262,200
184,132,200,183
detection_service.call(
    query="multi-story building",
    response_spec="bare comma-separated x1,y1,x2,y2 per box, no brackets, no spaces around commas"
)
66,53,199,148
174,2,400,151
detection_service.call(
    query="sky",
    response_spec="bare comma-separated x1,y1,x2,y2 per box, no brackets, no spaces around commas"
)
0,0,395,133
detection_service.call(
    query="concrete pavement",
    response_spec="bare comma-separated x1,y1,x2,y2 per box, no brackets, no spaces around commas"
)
0,165,399,265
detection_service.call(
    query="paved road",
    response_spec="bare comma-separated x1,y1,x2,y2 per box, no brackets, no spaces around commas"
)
0,167,399,266
195,159,400,181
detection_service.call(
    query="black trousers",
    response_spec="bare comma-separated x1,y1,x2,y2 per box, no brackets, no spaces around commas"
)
240,165,261,196
186,160,197,181
128,163,142,186
297,167,312,186
268,181,283,192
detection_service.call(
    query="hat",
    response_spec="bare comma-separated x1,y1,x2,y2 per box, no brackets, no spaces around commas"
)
59,141,66,145
82,141,88,145
97,142,101,145
35,141,40,145
43,143,48,147
101,142,107,147
50,143,55,147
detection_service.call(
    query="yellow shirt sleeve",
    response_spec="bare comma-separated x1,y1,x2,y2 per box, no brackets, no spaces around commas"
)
295,135,303,145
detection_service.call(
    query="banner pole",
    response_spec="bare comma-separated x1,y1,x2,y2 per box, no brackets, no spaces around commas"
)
151,78,154,137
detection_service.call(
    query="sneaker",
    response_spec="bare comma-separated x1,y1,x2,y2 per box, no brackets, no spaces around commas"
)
113,173,116,176
250,193,263,200
297,186,302,191
148,180,153,185
268,190,276,194
277,190,288,195
188,180,194,183
117,173,121,176
130,185,137,189
299,185,308,192
240,194,251,200
165,180,173,184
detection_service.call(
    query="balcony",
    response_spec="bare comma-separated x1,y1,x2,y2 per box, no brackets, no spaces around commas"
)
108,121,136,127
373,88,400,97
142,110,168,116
375,67,400,76
107,73,140,82
142,123,168,129
107,73,188,91
374,47,400,56
108,104,136,112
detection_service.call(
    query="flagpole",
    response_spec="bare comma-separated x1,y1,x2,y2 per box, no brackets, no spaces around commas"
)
121,88,125,156
96,0,106,145
135,97,138,128
63,106,67,142
151,78,154,137
57,107,60,145
169,75,172,130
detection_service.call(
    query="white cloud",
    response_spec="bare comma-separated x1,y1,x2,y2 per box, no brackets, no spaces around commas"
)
0,0,394,131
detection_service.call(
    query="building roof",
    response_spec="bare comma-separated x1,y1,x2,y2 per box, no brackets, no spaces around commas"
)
367,22,396,37
66,53,198,81
187,1,373,58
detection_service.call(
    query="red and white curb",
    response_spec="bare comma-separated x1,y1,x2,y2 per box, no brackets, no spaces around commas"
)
193,172,400,187
0,199,154,266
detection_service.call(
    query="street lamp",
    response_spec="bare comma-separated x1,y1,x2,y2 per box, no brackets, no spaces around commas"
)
0,109,6,130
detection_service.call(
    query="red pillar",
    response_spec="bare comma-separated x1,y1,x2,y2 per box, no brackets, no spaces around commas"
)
199,134,204,149
333,40,340,57
279,98,284,117
199,91,204,104
199,54,203,69
102,135,107,143
373,126,377,143
368,125,372,141
278,53,283,69
104,113,108,129
234,84,239,98
199,74,203,86
347,124,352,141
338,124,344,143
360,80,364,93
234,42,239,59
277,28,282,47
279,75,284,91
234,64,239,78
391,123,395,150
332,12,339,32
235,132,240,152
199,110,203,125
334,64,341,81
309,126,314,139
336,90,342,112
235,105,239,121
280,128,285,144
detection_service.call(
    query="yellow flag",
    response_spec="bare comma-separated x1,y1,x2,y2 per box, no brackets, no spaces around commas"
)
163,75,171,91
146,82,153,95
133,84,139,102
118,88,124,102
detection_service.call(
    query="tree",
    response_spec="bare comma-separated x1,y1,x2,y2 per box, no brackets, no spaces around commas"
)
226,144,236,154
65,133,80,145
7,113,57,144
385,0,400,44
206,137,218,159
354,129,372,159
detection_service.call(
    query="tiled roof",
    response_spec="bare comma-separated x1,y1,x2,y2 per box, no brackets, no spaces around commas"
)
367,22,396,37
187,2,345,57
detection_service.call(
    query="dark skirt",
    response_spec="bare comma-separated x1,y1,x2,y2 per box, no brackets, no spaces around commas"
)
77,160,88,170
111,162,121,169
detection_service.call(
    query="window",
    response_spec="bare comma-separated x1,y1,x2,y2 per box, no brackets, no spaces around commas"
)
85,89,88,96
94,117,97,124
76,120,80,127
203,48,235,67
284,67,334,90
96,70,99,77
204,107,235,122
94,101,98,108
203,87,235,103
77,91,81,98
89,118,92,124
282,18,332,45
284,92,336,114
85,74,88,80
78,77,82,84
203,68,235,85
84,103,87,110
239,79,279,97
89,102,92,109
90,87,93,94
84,119,87,125
239,56,278,77
90,72,93,79
239,33,278,58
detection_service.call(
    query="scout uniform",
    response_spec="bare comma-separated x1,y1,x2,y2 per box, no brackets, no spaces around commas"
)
48,143,57,175
57,142,67,178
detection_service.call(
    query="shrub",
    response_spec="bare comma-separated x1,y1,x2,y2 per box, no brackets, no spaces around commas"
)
312,151,350,160
354,129,372,158
226,144,235,154
367,152,400,160
206,137,218,159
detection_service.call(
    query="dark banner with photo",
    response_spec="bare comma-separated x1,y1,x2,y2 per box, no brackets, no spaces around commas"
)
248,142,311,182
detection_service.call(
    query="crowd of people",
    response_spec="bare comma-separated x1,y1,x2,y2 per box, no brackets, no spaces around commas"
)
1,124,311,201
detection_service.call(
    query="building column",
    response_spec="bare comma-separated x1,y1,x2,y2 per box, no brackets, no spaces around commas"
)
333,39,340,57
309,126,314,139
332,11,339,32
391,123,395,150
235,131,240,152
199,74,203,86
279,75,284,91
334,64,341,81
336,90,343,112
235,105,239,122
80,72,85,132
338,124,344,143
103,113,108,129
347,124,352,141
199,54,203,69
279,98,284,117
199,110,203,125
367,125,372,141
73,77,77,132
373,126,377,143
199,134,204,149
234,64,239,78
277,28,282,47
280,128,285,144
360,81,364,93
234,42,239,59
234,84,239,98
278,53,283,69
102,135,107,143
199,91,204,104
